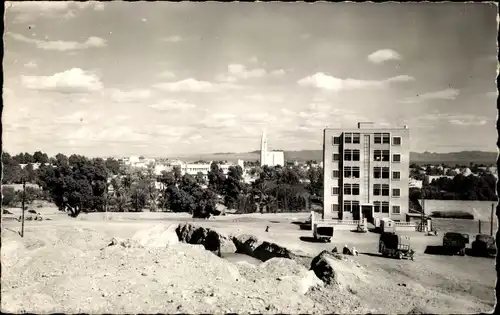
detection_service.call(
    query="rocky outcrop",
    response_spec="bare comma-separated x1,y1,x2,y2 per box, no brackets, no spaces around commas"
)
232,234,296,262
175,223,236,255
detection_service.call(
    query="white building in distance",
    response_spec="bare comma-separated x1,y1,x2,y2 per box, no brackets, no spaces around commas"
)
260,132,284,167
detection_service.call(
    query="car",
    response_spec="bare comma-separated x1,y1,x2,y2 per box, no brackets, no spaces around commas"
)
471,234,496,258
443,232,469,256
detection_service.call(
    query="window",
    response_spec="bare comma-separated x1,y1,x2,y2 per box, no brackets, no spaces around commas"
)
352,184,360,195
392,171,401,180
353,133,360,144
392,206,401,214
344,184,360,195
393,137,401,146
344,133,352,144
344,149,360,161
332,204,340,212
392,188,400,197
382,202,390,213
382,184,390,196
333,153,340,161
332,187,340,195
374,201,381,213
344,200,360,213
332,136,340,145
382,133,390,144
393,154,401,163
332,170,340,178
374,167,389,179
344,166,360,178
373,184,381,196
374,133,382,144
374,150,390,161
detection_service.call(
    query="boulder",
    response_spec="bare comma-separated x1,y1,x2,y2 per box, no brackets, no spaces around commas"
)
131,224,179,248
310,250,340,285
176,223,236,255
233,234,296,262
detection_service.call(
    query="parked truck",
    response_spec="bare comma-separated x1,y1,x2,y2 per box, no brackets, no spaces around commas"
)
378,232,415,260
442,232,469,256
471,234,496,258
313,224,333,243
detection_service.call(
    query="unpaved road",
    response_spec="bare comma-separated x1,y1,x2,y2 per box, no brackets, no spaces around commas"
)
1,210,496,314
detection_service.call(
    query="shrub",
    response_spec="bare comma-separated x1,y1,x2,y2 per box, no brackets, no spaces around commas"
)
1,187,17,206
430,211,474,220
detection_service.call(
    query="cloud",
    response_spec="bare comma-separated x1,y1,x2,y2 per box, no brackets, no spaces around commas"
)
108,89,152,102
7,32,107,51
141,18,147,22
65,126,149,143
414,113,489,127
367,49,402,64
8,1,105,23
270,69,286,76
154,78,239,93
163,35,183,43
158,71,176,79
149,99,196,111
297,72,414,91
53,111,96,125
248,56,259,64
400,88,460,104
21,68,103,93
241,113,277,125
24,60,37,68
244,93,284,103
216,64,268,82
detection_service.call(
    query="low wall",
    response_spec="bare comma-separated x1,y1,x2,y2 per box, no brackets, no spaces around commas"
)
395,225,417,232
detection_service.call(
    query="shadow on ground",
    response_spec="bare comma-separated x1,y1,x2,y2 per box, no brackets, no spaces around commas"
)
299,236,328,243
360,252,383,258
424,245,453,256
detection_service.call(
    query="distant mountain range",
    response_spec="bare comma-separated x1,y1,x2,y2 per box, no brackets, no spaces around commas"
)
171,150,497,165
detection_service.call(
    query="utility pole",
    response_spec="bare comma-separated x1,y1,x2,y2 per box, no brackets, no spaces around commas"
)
20,179,26,237
490,203,494,236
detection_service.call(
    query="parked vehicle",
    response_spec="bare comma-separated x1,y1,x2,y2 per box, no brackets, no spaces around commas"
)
471,234,497,258
378,232,414,260
443,232,469,256
313,224,333,242
380,218,396,234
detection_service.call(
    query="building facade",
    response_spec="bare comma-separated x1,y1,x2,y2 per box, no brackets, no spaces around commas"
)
260,132,285,167
322,122,410,222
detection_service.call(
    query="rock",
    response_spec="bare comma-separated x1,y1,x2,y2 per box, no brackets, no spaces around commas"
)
233,234,295,262
131,224,179,248
299,270,324,294
176,223,236,255
310,250,339,285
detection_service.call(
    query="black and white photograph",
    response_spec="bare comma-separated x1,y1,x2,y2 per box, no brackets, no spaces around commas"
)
1,1,499,314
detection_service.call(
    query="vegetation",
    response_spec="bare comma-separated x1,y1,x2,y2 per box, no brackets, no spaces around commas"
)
430,211,475,220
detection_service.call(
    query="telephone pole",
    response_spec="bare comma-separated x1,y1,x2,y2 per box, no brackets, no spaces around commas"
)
20,179,26,237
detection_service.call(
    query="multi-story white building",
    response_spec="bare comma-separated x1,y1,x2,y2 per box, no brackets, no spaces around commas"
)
260,132,284,167
323,122,410,223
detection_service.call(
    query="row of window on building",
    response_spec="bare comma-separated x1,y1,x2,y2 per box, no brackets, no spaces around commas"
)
333,202,401,214
331,185,401,197
332,150,401,162
332,133,402,145
332,167,401,180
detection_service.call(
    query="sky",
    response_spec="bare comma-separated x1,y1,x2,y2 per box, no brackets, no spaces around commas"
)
3,1,498,158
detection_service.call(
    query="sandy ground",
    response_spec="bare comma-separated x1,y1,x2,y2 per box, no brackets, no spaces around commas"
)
1,207,496,314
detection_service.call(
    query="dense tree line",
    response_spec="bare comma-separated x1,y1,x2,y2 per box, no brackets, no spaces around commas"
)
410,173,497,202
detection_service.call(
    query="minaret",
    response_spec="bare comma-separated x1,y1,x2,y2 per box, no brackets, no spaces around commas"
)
260,131,267,167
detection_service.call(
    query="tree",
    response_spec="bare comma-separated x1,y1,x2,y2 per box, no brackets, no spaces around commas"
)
1,152,23,184
223,166,243,209
192,188,218,218
33,151,49,164
55,153,69,166
208,162,225,194
24,163,36,183
105,158,121,175
1,187,17,206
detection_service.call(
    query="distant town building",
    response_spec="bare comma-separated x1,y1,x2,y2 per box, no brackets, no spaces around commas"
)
322,122,410,223
260,132,284,167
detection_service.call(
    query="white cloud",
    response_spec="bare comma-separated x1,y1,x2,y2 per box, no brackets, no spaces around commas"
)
216,64,268,82
212,113,236,120
367,49,402,64
400,88,460,104
65,126,149,143
24,60,37,68
108,89,152,102
163,35,183,43
7,32,107,51
244,93,284,103
248,56,259,64
54,111,95,125
158,71,176,79
21,68,103,93
270,69,286,76
154,78,238,93
149,99,196,110
297,72,414,91
241,113,277,125
414,113,489,127
141,18,147,22
8,1,105,23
